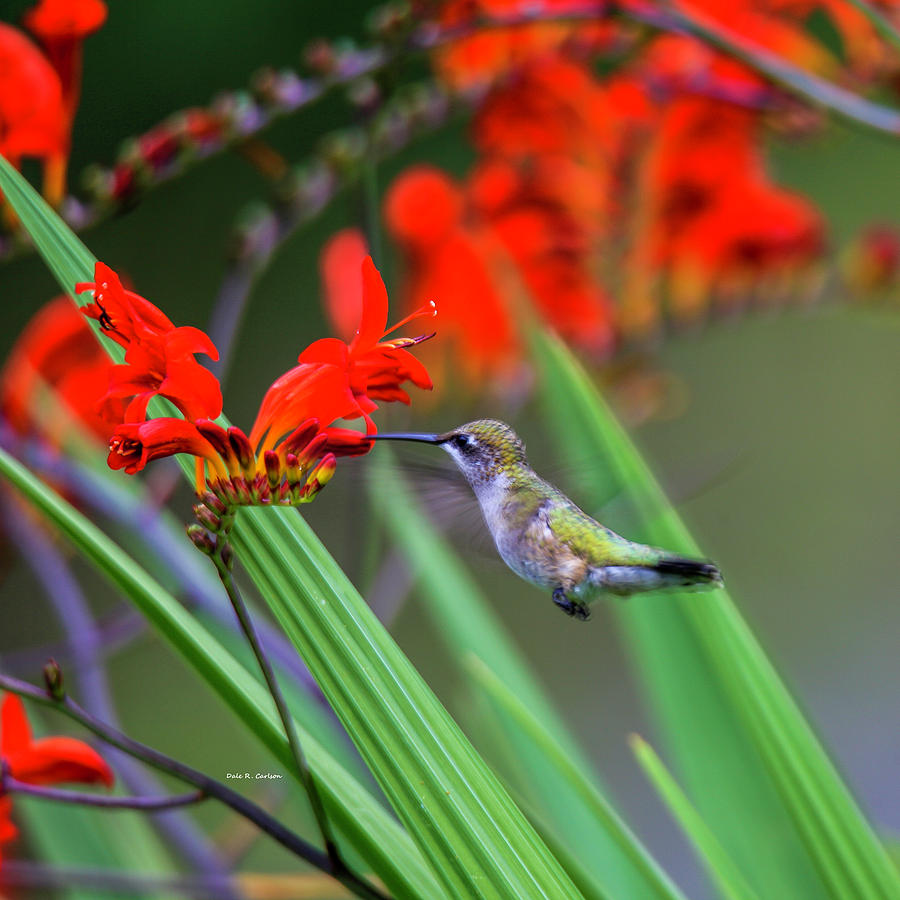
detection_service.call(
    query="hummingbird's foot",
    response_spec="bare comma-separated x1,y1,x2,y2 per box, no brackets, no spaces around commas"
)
552,587,591,622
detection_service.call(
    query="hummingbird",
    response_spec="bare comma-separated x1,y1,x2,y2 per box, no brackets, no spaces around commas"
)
372,419,723,621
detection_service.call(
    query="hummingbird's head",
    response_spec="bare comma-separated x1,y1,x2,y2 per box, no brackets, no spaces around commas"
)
370,418,527,486
438,419,527,485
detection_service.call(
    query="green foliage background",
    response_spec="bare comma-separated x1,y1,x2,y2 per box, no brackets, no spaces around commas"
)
1,2,899,897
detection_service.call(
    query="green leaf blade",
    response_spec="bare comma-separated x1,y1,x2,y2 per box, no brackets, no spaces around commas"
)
370,450,685,900
531,328,900,900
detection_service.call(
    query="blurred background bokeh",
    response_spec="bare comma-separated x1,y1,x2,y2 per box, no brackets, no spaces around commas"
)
1,1,899,897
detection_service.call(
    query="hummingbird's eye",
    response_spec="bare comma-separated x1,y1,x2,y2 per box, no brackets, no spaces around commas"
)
452,434,474,453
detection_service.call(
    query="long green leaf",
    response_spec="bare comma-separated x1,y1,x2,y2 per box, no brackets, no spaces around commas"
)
232,507,583,899
0,446,442,900
0,156,583,899
630,735,760,900
463,654,685,900
370,450,685,900
532,328,900,900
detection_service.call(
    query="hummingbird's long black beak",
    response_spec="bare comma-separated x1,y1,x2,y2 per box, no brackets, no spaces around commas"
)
370,432,447,444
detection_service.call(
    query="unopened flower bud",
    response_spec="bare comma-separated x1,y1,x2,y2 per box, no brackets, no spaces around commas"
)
43,658,65,700
296,432,328,467
311,453,337,488
263,450,281,490
284,452,301,486
195,419,230,456
194,503,222,532
220,541,234,571
186,524,216,555
200,491,228,515
283,417,320,455
227,427,255,474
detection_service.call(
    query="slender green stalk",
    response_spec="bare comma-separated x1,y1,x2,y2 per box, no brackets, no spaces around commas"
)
204,518,384,900
630,736,761,900
464,656,685,900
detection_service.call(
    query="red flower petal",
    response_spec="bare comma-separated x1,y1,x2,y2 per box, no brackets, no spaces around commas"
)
7,736,113,787
1,694,114,790
350,257,389,354
24,0,107,41
165,326,220,362
0,23,66,162
107,419,219,474
0,296,114,446
0,695,32,756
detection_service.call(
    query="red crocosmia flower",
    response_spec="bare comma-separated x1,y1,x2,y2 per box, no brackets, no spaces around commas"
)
384,167,522,386
76,262,176,347
0,0,104,210
90,258,434,506
299,255,435,430
102,325,222,423
247,363,358,457
672,0,887,80
384,157,616,383
619,89,823,330
0,296,120,445
0,22,67,206
0,693,113,868
106,417,223,476
1,693,113,788
471,55,616,160
76,262,222,423
23,0,107,125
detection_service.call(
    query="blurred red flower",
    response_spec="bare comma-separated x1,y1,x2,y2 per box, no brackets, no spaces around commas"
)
23,0,107,125
0,692,114,863
383,168,523,386
432,0,616,89
0,0,105,209
0,295,119,447
841,224,900,295
376,0,845,381
622,86,824,332
0,23,68,206
1,693,113,787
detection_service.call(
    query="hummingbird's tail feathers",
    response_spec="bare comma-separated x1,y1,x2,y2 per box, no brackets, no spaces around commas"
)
652,556,724,590
591,559,722,595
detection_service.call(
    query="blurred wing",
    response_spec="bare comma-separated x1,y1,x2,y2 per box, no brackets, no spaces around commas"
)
358,453,499,560
557,445,751,537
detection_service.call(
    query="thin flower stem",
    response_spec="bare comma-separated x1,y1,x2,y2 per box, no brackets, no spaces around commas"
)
209,525,343,871
3,778,204,812
0,674,389,900
619,1,900,133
